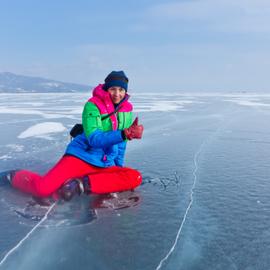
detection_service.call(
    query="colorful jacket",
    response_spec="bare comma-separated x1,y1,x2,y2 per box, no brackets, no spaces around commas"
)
65,84,133,167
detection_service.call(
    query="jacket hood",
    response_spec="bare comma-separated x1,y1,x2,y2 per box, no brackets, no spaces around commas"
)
89,84,133,114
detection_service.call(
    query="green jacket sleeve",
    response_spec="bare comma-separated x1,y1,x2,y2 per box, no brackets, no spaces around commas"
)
82,102,102,137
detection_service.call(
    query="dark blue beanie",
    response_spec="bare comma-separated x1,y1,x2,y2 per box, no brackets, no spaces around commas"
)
103,71,129,91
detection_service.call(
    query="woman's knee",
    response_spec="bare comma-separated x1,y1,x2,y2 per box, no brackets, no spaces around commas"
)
128,169,142,188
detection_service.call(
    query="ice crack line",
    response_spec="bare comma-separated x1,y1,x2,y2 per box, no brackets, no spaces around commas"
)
155,141,206,270
0,202,56,267
154,104,235,270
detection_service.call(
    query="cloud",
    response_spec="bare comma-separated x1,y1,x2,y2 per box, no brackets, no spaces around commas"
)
147,1,221,20
71,43,155,88
144,0,270,33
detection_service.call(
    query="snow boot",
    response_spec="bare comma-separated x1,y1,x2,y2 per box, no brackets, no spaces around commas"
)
58,177,90,201
0,170,18,186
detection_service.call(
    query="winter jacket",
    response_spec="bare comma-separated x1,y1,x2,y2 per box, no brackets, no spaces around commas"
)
65,84,133,167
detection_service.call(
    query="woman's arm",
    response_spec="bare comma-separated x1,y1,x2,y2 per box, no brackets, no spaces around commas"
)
114,141,127,167
82,102,123,148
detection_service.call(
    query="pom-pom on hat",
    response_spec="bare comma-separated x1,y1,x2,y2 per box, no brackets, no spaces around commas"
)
103,71,129,91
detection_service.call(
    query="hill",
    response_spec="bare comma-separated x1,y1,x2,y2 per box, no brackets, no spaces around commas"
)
0,72,90,93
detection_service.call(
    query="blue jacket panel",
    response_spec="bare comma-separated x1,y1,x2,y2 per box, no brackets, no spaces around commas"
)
114,141,127,167
65,129,126,168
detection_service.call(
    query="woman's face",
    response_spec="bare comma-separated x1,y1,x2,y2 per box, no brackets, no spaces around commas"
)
107,86,126,104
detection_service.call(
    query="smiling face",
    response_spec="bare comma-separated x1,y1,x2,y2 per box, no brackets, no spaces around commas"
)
107,86,126,104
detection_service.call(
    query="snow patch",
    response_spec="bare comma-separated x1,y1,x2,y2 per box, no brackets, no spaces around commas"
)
41,82,62,88
0,107,67,118
0,155,12,160
6,144,24,152
18,122,67,139
134,100,197,112
225,99,270,107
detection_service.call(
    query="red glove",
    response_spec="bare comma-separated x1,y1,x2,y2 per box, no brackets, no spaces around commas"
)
124,117,144,140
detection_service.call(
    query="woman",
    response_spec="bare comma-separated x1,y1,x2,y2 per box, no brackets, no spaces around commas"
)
0,71,144,201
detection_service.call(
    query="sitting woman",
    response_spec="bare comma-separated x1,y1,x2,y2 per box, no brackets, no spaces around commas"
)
0,71,144,201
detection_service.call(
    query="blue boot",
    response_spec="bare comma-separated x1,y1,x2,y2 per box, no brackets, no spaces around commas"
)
0,170,18,186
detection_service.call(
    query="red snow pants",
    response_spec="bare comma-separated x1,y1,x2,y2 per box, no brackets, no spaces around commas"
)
12,155,142,198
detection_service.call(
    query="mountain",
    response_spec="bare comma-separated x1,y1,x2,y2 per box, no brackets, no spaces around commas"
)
0,72,91,93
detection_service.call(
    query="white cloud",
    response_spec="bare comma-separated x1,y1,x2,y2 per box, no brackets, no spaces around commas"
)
72,43,149,86
145,0,270,33
147,1,220,20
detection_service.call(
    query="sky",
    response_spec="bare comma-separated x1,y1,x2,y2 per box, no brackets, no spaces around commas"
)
1,0,270,92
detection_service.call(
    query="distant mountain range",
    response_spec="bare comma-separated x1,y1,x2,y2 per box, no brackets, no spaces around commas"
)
0,72,91,93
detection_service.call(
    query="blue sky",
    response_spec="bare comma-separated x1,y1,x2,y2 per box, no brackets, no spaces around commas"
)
1,0,270,92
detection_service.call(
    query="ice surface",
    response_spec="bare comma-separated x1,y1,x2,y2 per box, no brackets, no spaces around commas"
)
225,98,270,107
1,92,270,270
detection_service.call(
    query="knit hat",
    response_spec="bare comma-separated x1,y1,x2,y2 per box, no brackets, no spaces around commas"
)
103,71,129,91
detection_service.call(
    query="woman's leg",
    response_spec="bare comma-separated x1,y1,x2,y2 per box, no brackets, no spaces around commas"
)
12,156,99,197
87,166,142,194
12,156,142,197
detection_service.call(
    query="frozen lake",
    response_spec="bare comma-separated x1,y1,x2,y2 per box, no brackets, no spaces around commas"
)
0,92,270,270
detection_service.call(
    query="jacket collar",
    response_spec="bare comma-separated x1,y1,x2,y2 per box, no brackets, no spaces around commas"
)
89,84,131,114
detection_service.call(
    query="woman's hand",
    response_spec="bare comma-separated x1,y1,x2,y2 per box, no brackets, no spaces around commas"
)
124,117,144,140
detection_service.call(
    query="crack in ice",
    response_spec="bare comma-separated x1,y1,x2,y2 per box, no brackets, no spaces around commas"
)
0,202,56,267
155,141,206,270
155,111,235,270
